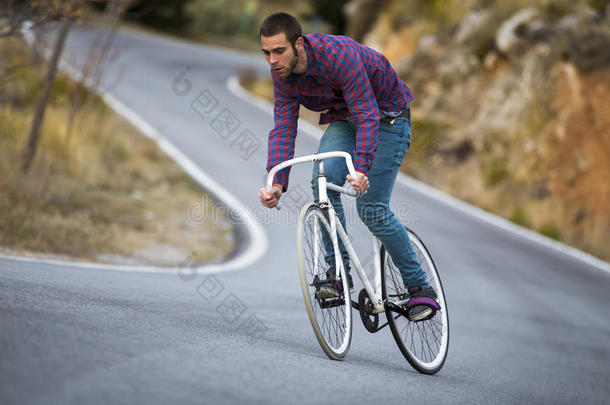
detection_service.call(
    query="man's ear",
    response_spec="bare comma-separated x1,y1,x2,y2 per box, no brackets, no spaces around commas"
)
295,36,304,52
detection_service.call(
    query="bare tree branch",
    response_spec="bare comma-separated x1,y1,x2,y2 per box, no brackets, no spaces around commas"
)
1,0,72,38
65,0,136,145
19,0,136,172
22,13,74,173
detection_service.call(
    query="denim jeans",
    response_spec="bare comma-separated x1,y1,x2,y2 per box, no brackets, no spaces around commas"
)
311,116,428,288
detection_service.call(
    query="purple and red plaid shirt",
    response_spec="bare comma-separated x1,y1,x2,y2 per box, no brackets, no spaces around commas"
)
266,32,414,190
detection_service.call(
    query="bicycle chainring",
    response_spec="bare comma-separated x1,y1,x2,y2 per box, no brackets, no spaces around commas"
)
358,288,379,333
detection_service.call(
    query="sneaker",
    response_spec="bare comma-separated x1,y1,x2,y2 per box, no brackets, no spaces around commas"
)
314,268,353,299
325,267,354,290
405,285,439,322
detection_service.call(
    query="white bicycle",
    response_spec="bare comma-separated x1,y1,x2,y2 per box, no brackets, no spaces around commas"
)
266,152,449,374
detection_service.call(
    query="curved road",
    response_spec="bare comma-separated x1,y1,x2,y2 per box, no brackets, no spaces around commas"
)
1,26,609,404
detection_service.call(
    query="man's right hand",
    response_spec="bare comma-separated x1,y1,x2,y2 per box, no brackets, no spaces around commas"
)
259,184,283,209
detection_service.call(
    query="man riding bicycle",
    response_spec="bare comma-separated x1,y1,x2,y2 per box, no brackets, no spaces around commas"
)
257,12,437,321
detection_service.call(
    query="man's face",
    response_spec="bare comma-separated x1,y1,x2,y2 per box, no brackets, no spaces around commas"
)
261,32,299,78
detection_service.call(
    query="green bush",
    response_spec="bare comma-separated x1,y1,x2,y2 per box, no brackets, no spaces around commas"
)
309,0,350,34
485,157,508,186
187,0,259,37
388,0,477,32
587,0,608,13
510,206,530,227
539,222,561,240
124,0,193,33
411,118,442,155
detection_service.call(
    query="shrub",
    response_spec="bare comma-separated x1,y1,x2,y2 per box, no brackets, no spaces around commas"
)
539,222,561,240
510,206,530,227
485,157,509,186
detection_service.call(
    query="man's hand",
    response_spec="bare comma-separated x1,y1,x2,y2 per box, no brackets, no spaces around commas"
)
346,172,369,193
259,184,283,208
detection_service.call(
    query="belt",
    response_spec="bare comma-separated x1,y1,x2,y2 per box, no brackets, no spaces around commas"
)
380,108,410,124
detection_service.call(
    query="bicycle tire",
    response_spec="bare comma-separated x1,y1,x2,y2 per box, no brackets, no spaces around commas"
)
297,203,352,360
381,226,449,374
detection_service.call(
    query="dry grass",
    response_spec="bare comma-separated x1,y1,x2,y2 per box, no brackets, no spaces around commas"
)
0,36,234,265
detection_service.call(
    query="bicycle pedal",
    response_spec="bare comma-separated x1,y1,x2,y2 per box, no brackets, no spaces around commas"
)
315,286,340,299
318,297,345,309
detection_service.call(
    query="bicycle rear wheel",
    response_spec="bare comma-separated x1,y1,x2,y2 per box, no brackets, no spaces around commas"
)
381,227,449,374
297,203,352,360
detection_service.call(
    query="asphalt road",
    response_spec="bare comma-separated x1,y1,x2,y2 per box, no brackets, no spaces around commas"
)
1,26,609,404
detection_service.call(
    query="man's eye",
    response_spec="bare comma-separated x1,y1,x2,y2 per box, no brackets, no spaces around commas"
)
276,49,285,54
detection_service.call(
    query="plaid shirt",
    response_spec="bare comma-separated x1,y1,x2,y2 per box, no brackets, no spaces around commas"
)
267,32,414,190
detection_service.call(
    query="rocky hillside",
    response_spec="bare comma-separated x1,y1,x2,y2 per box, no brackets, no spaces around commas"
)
357,0,609,259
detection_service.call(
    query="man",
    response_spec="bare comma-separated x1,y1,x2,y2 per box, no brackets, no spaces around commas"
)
257,12,437,321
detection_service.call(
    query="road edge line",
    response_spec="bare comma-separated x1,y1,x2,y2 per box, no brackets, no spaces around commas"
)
0,24,268,275
226,74,610,275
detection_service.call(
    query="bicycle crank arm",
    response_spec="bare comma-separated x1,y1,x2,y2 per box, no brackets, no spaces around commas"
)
385,301,410,318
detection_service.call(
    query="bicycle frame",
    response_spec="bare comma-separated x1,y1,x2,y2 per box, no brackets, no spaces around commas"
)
267,152,386,314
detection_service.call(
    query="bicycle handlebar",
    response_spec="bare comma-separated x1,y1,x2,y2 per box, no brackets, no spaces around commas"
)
266,152,358,193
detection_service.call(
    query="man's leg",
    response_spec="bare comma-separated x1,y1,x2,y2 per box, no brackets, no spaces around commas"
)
311,120,355,274
355,117,428,288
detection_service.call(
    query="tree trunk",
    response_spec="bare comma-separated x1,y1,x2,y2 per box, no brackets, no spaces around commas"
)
21,16,74,174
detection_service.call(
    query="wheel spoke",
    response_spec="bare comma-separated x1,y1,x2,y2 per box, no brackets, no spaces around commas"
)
381,228,448,374
298,206,351,358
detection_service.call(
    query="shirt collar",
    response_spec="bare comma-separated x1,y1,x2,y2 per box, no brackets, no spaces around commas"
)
303,36,320,77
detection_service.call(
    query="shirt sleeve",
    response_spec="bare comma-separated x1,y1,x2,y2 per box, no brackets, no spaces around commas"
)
334,45,380,175
266,72,299,191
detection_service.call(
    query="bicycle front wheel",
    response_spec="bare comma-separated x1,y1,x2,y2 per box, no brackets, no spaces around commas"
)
381,227,449,374
297,203,352,360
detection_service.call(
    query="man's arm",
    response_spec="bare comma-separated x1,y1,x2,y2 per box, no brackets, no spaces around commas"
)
266,73,299,192
334,44,380,176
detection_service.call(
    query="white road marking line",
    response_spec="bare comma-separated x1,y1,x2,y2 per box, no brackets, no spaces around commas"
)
227,75,610,275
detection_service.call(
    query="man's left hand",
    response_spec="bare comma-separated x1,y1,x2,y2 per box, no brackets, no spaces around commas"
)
346,172,369,193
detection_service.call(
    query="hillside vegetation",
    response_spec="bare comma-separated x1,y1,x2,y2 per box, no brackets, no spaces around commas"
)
243,0,610,260
371,0,609,260
0,35,234,265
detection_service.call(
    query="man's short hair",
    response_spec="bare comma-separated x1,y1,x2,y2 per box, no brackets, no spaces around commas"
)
260,12,302,48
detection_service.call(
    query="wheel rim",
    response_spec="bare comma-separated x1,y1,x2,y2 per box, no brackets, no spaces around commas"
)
383,231,449,372
298,205,351,358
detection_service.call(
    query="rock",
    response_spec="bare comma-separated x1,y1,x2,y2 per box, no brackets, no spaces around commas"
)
455,10,492,44
418,35,438,53
438,50,480,78
580,4,600,20
557,14,581,31
555,7,610,71
396,54,414,75
483,51,499,71
523,19,555,45
565,28,610,70
496,7,539,55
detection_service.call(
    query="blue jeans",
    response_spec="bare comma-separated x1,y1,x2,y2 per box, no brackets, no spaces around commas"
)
311,116,428,288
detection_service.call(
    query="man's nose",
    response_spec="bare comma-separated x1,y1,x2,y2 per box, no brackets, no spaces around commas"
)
269,54,277,64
